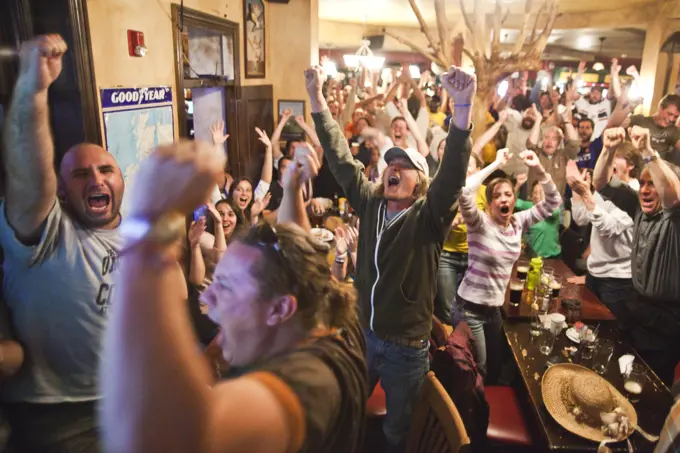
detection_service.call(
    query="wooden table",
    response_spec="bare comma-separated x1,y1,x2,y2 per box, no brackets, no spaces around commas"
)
502,259,615,322
504,320,672,452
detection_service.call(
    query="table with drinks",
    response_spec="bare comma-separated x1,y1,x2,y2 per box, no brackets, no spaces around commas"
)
499,257,673,451
504,320,673,451
502,258,615,322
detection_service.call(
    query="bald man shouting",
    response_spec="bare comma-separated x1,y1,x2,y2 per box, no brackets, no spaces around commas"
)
0,34,124,452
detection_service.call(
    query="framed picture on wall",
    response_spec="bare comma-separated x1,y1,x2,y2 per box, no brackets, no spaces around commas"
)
278,100,306,141
244,0,265,78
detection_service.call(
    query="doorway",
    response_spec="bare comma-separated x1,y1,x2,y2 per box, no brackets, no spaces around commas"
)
172,5,239,182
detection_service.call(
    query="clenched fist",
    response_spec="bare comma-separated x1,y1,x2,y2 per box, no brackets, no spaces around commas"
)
602,127,625,149
440,66,477,106
304,66,325,97
629,126,652,154
18,34,67,94
130,140,226,220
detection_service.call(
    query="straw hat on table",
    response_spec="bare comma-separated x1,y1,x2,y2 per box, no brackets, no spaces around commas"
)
541,363,658,451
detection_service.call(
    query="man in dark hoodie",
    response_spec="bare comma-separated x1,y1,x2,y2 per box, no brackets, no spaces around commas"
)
306,65,474,452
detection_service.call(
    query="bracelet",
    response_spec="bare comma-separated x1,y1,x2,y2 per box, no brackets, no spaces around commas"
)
119,212,186,256
539,175,552,185
642,151,659,164
454,104,472,107
335,257,346,264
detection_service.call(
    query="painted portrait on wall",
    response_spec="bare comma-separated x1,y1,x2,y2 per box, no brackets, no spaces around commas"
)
244,0,265,78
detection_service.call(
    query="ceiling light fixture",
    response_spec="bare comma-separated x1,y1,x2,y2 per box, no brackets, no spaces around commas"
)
592,37,606,72
343,39,385,70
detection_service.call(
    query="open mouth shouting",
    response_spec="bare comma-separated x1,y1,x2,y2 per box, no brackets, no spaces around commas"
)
388,175,401,187
639,195,657,212
87,193,111,214
499,205,511,215
238,196,249,208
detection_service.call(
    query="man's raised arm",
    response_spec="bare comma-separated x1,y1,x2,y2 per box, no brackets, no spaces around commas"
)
305,66,373,216
3,35,66,243
422,67,475,236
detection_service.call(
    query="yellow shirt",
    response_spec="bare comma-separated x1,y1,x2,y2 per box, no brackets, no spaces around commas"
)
429,111,447,128
443,185,487,253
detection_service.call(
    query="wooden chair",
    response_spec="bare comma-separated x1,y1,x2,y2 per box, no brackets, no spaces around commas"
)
405,371,470,453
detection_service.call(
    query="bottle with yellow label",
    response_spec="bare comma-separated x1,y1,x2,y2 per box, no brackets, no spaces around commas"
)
526,257,543,291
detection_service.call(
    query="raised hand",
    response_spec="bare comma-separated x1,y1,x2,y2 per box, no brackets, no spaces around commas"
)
565,160,591,197
283,143,321,191
629,126,652,153
250,193,272,218
515,173,528,188
519,149,541,167
335,227,348,256
494,148,511,166
344,224,359,253
550,89,560,107
578,61,587,74
254,127,271,149
130,140,225,220
440,66,477,106
602,127,625,149
18,34,68,94
209,120,229,146
565,160,582,184
188,217,207,249
610,58,621,75
304,66,325,97
561,104,573,124
567,81,579,102
205,202,222,221
497,110,509,123
531,103,543,124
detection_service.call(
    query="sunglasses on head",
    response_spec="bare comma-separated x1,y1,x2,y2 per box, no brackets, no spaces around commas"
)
248,223,298,293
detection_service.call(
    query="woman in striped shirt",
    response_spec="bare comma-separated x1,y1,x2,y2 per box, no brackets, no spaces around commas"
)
456,148,563,383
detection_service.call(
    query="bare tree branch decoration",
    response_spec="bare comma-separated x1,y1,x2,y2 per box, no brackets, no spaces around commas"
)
383,0,559,137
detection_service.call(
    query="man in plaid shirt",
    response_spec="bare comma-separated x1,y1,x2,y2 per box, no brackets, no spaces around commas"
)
656,381,680,453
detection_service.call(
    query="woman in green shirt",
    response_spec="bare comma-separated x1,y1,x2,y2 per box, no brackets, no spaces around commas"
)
515,180,562,258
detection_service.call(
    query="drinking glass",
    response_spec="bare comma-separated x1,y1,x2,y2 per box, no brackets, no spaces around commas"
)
550,275,563,299
538,327,555,355
508,279,523,306
623,363,646,402
591,339,614,374
516,260,529,282
530,307,542,337
579,328,597,360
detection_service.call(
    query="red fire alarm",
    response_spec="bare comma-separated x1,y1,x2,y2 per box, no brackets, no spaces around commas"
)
127,30,147,57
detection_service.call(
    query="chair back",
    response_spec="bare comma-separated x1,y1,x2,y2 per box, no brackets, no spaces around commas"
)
405,371,470,453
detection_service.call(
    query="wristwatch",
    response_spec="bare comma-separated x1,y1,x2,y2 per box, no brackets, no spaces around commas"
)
642,151,660,164
120,212,186,249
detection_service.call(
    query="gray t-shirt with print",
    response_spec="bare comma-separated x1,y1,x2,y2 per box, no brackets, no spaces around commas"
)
0,201,123,403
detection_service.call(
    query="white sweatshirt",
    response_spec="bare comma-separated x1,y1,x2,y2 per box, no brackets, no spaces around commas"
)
571,192,634,279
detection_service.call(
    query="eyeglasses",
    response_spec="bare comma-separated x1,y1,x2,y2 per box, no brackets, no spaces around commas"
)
249,223,298,293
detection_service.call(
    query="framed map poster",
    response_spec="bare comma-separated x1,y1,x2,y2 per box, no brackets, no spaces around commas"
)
100,86,174,215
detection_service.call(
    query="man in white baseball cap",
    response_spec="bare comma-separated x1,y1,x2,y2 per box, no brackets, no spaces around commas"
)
383,146,430,178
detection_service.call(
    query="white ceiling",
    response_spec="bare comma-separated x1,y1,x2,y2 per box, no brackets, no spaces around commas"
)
319,0,655,27
318,0,648,59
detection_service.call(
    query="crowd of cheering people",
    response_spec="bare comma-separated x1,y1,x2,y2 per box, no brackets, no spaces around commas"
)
0,33,678,453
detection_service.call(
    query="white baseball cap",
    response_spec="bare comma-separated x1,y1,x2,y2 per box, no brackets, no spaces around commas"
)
384,147,429,178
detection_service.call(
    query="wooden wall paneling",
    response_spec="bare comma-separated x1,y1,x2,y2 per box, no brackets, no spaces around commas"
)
234,84,273,181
